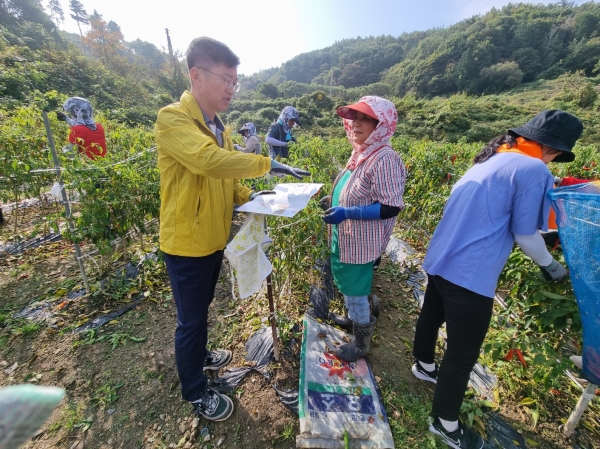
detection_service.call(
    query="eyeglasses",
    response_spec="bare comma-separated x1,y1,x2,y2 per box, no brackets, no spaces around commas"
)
196,67,240,92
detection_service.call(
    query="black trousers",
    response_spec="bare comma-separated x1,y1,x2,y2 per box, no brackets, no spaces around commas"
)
413,274,494,421
269,146,289,159
164,250,224,402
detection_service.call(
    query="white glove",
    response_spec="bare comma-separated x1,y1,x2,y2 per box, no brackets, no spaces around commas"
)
539,259,567,281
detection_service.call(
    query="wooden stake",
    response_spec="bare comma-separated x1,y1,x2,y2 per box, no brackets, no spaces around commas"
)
266,274,280,361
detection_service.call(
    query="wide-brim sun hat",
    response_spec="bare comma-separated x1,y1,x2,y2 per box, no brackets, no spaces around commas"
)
336,102,378,121
509,110,583,163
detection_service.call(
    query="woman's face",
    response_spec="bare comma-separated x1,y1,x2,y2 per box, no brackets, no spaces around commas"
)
351,112,378,145
540,145,562,164
287,119,296,129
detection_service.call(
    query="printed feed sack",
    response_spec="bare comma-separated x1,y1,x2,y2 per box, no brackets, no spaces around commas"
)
297,314,394,448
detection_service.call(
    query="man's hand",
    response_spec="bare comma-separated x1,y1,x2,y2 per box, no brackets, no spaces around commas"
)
539,259,568,281
56,111,67,121
319,195,331,211
269,160,310,180
249,190,276,201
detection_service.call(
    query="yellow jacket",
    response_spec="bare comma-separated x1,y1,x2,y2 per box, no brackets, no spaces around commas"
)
155,91,271,257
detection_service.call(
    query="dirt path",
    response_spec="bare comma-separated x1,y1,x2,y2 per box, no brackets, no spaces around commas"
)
1,233,595,448
0,234,422,449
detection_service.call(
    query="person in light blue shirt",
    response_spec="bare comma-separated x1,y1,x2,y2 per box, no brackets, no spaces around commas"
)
410,110,583,449
423,152,554,297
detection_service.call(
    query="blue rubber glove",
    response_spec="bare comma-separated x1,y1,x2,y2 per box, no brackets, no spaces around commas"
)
322,203,381,224
269,159,310,180
322,207,347,224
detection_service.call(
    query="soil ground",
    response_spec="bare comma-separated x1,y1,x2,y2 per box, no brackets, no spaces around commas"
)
1,204,598,449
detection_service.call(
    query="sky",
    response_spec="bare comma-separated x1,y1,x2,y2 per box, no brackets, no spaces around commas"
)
53,0,591,76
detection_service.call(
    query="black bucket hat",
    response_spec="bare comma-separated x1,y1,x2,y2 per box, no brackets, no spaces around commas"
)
509,110,583,163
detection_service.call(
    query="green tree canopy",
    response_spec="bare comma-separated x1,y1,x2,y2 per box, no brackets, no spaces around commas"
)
69,0,88,38
256,82,280,99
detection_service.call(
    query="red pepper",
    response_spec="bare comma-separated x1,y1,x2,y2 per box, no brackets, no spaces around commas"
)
515,349,527,368
451,155,457,165
504,349,515,361
550,388,561,395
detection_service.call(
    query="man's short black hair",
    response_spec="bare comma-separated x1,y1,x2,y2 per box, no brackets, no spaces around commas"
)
186,37,240,70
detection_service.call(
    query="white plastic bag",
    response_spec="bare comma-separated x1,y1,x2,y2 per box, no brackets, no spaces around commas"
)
224,213,272,299
50,182,63,200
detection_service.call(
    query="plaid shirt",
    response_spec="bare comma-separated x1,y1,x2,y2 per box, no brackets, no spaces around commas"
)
332,145,406,264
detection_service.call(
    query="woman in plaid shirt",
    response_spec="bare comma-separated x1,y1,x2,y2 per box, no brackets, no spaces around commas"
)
321,96,407,362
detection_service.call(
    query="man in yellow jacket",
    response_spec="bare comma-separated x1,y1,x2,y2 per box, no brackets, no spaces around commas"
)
155,37,309,422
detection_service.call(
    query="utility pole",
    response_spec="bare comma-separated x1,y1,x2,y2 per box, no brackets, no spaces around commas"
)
165,28,175,65
329,66,334,96
165,28,184,99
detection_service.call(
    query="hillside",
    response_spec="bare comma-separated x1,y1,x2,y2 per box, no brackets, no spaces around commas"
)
0,0,185,125
384,2,600,97
1,0,599,141
244,2,600,101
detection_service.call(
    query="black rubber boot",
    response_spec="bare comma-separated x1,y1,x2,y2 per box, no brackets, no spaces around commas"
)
332,315,376,362
373,256,382,271
330,296,379,331
369,294,380,319
328,312,353,333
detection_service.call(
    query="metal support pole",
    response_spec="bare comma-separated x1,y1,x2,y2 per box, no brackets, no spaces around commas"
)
266,273,280,362
563,382,597,437
42,111,90,293
262,215,280,361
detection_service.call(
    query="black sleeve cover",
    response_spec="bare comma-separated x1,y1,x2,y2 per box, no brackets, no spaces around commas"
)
380,204,401,219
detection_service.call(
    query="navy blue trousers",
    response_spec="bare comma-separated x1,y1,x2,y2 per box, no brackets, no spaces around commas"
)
413,274,494,421
164,250,223,402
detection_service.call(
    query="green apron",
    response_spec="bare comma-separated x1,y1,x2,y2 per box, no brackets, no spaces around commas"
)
331,170,374,296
